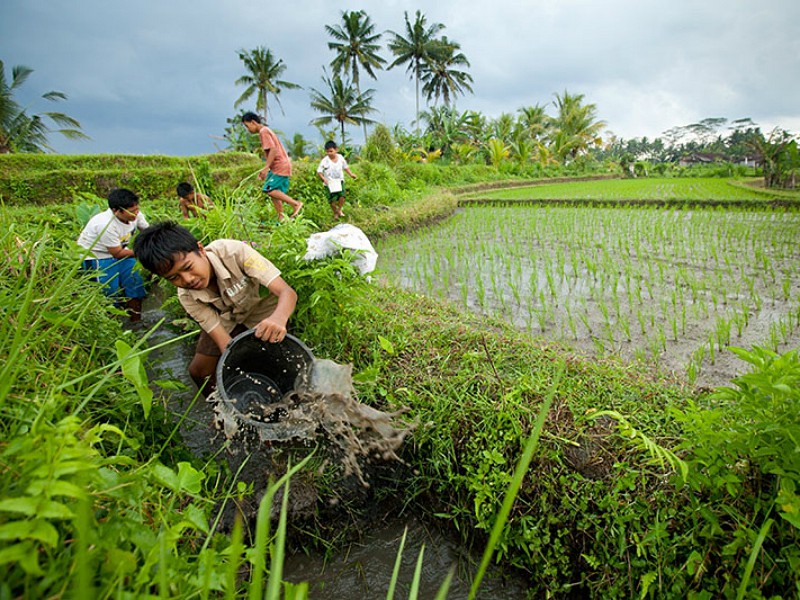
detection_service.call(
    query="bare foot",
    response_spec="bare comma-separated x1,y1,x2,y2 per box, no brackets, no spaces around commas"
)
290,202,303,218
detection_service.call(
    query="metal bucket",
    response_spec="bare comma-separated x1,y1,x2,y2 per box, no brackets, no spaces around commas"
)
216,330,314,419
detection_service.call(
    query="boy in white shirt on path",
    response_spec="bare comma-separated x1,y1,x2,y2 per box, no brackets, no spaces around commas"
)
316,140,357,219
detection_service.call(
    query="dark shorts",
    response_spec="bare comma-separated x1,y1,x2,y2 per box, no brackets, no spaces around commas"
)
262,172,290,195
327,186,345,202
196,323,248,357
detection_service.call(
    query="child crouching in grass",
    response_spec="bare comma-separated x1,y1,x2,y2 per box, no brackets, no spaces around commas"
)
133,221,297,397
176,182,214,219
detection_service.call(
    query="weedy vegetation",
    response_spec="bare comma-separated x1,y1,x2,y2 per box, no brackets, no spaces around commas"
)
0,156,798,598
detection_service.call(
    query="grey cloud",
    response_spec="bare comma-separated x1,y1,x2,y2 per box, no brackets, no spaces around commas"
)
2,0,798,154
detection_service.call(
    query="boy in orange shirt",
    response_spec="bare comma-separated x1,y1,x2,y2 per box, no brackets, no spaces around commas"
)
242,112,303,221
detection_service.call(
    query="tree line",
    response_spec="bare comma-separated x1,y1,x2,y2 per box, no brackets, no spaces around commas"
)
2,8,798,188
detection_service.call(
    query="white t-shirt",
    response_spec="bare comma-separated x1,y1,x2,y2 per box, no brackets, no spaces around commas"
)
316,154,348,182
77,208,149,259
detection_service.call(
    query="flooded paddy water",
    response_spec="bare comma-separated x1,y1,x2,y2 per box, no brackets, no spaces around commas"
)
376,205,800,388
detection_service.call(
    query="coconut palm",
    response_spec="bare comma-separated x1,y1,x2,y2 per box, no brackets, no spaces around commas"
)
0,61,87,153
234,47,300,124
387,10,446,134
420,36,473,107
309,73,377,149
485,137,510,168
550,90,606,161
490,113,516,145
509,131,536,168
517,104,550,142
419,105,474,158
326,10,385,142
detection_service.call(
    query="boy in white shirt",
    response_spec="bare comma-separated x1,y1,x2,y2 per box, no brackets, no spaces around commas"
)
316,140,358,219
77,188,149,322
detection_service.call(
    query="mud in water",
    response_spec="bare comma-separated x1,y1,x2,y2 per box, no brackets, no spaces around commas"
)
212,358,413,487
141,289,532,596
283,513,532,599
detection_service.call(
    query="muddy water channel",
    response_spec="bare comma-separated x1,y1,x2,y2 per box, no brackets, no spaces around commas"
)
141,294,529,598
376,206,800,387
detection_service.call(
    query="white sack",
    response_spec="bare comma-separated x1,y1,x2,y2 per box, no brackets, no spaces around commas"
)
303,224,378,275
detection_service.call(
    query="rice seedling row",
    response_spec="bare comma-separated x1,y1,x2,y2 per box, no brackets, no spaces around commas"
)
376,205,800,386
471,177,772,201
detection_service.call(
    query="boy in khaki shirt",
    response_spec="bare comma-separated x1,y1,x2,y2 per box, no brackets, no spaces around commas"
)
133,221,297,396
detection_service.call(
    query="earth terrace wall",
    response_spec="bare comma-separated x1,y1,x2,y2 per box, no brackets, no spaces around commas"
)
0,152,262,205
451,174,621,196
457,197,800,209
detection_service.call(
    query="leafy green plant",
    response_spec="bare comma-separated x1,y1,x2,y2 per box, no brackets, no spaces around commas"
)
676,346,800,596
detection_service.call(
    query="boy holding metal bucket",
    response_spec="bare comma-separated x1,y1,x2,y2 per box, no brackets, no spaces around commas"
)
133,221,297,397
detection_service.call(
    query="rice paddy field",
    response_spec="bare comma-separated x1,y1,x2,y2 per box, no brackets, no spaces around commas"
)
468,177,772,202
377,179,800,387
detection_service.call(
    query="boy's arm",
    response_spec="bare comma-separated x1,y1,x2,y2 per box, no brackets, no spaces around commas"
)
107,245,134,259
198,192,213,208
346,167,357,179
179,199,190,219
253,276,297,343
260,148,276,179
208,325,233,354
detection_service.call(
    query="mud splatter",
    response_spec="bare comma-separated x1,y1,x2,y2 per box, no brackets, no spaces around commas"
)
211,358,413,486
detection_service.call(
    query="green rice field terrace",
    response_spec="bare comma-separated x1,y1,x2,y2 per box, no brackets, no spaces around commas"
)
470,177,783,201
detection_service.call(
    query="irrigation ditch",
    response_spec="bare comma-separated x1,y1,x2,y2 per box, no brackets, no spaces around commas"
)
140,287,534,597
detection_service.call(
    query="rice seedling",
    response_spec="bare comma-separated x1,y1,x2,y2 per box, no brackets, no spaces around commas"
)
376,203,800,387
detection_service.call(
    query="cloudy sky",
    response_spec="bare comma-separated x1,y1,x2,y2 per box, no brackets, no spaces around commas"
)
2,0,798,156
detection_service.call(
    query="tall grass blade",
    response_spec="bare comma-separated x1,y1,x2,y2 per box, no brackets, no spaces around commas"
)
224,517,244,600
736,517,773,600
71,496,93,599
408,544,425,600
249,451,316,600
468,362,565,600
386,526,408,600
265,468,292,599
433,567,455,600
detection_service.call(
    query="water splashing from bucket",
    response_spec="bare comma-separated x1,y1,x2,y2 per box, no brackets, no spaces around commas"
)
213,330,413,486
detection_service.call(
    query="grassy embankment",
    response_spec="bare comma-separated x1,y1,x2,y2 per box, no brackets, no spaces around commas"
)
0,153,797,598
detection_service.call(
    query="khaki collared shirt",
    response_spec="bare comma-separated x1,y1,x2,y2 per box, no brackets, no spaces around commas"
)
178,239,281,334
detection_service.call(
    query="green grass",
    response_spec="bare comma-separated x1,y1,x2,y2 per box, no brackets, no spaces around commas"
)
2,156,799,598
471,177,793,201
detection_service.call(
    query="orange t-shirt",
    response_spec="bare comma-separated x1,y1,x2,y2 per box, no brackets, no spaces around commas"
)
259,126,292,177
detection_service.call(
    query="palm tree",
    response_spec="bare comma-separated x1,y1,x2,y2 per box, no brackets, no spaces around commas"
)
326,10,385,143
0,61,87,153
517,104,550,142
420,36,473,107
494,113,517,145
309,73,377,149
485,138,510,168
234,47,300,124
550,90,606,161
419,105,473,158
387,10,445,134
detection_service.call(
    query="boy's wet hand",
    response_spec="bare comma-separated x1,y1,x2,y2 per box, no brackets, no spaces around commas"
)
254,319,286,343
